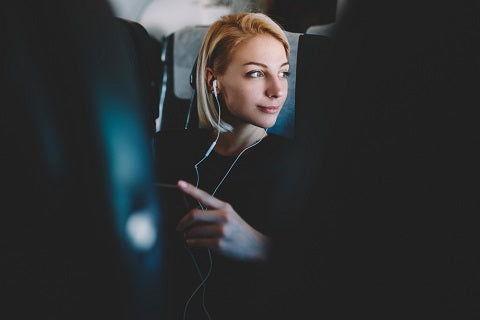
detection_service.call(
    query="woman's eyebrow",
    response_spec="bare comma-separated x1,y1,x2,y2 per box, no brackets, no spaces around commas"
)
243,61,290,68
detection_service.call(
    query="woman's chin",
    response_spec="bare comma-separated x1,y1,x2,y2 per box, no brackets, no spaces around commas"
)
255,114,279,129
262,118,279,129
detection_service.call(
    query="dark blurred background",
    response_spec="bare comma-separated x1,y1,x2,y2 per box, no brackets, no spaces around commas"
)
265,0,337,32
2,0,479,319
107,0,339,40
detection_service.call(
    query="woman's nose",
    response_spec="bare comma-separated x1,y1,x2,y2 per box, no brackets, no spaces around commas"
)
266,77,286,99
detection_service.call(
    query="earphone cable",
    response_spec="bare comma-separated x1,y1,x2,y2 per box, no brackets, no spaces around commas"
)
183,88,223,320
184,82,267,319
183,246,213,320
211,128,267,197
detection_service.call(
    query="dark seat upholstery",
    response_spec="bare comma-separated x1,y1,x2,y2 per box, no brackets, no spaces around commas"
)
117,18,163,137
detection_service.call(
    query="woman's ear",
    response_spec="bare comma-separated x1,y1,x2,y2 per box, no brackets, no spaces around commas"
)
205,67,219,93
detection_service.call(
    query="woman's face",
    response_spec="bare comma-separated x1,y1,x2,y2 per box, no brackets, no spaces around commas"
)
215,35,289,129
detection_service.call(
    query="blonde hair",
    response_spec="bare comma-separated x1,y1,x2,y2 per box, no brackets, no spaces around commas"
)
196,12,290,132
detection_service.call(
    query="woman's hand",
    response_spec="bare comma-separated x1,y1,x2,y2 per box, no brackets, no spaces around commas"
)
175,180,271,263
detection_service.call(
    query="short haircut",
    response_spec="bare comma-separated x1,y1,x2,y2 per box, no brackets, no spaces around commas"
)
196,12,290,132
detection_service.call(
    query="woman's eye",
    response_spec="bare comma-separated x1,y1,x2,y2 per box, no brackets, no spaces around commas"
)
247,70,263,78
279,71,290,78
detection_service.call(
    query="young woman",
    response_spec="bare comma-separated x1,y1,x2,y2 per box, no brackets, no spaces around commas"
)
154,12,291,319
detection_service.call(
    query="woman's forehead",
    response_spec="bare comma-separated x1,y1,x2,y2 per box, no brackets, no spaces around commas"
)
227,35,288,68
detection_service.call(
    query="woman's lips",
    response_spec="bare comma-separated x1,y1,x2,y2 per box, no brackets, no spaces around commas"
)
258,106,280,114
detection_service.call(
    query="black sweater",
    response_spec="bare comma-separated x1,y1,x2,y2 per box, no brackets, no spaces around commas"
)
153,128,292,320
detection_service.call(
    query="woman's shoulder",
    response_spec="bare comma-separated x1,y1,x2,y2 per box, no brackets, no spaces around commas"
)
265,133,292,145
262,133,293,153
154,127,211,139
244,133,292,164
154,128,211,147
153,128,212,165
153,128,212,182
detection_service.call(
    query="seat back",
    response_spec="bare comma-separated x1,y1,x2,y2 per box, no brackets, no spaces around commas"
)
3,3,164,318
157,26,301,139
306,23,336,37
117,18,163,137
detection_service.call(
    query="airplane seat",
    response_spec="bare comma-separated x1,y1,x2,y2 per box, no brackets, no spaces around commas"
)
157,25,302,139
156,26,208,132
116,18,163,137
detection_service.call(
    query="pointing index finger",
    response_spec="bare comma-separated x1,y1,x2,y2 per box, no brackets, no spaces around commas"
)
177,180,224,209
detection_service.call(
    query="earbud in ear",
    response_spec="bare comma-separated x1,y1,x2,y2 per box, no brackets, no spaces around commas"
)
212,79,218,96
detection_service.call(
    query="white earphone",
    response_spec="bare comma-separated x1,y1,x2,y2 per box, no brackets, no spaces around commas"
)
212,79,218,97
204,79,220,157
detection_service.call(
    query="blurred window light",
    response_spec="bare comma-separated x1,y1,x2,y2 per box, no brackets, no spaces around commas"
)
126,210,157,251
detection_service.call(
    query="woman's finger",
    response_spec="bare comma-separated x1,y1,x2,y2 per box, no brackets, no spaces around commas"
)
176,209,226,232
184,224,226,239
177,180,224,209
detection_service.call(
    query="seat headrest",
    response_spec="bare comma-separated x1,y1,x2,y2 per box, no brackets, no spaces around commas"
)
172,26,301,139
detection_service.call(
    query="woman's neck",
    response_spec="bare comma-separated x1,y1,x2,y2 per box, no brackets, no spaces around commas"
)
213,125,266,157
